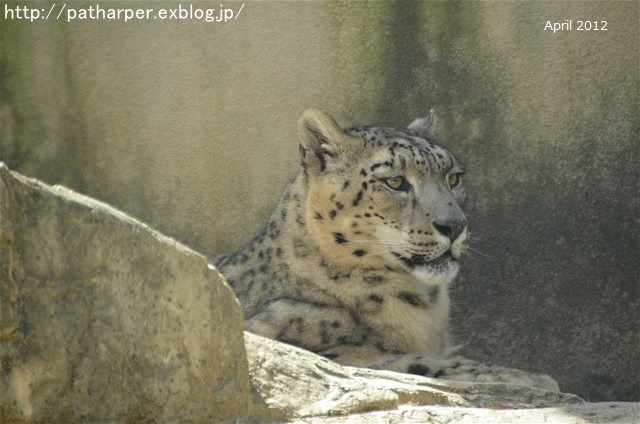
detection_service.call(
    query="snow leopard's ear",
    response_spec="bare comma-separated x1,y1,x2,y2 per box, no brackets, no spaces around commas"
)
407,109,436,135
297,108,356,173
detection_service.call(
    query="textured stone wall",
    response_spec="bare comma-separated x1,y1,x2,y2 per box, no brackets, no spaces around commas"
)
1,1,638,401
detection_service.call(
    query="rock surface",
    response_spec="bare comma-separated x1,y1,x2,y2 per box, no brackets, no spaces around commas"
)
0,163,255,422
1,163,638,423
245,333,581,415
302,402,639,424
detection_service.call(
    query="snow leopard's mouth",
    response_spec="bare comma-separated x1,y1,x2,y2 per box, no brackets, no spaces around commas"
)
397,250,455,269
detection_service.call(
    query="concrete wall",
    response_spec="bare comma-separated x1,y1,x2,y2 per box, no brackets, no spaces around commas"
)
1,1,637,401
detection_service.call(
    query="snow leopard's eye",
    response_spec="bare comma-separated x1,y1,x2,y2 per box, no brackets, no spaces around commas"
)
384,176,410,192
447,172,463,189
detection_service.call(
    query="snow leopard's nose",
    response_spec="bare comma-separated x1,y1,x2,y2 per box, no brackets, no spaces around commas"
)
433,220,467,242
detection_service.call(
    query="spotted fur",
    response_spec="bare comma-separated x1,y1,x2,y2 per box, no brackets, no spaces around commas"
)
213,108,559,391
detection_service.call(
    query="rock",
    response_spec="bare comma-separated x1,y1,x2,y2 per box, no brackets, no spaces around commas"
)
245,332,583,417
302,402,640,423
0,163,256,422
247,333,638,422
1,163,638,423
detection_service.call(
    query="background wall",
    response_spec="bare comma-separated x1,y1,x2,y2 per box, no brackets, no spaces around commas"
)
1,1,637,401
